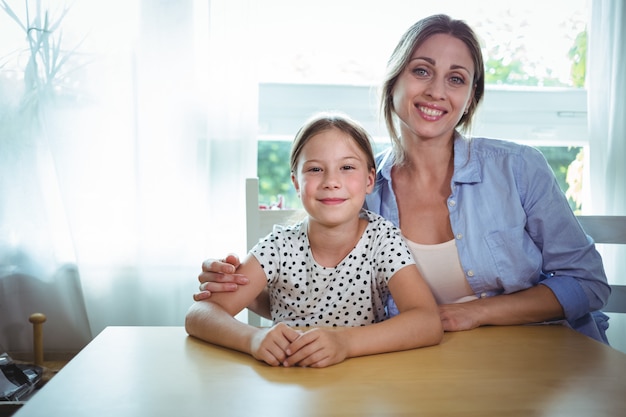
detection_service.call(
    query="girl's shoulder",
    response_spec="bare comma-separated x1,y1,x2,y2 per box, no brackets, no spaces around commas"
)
266,217,308,244
361,209,402,234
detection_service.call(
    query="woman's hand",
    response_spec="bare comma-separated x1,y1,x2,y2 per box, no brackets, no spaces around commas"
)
438,302,482,332
193,254,249,301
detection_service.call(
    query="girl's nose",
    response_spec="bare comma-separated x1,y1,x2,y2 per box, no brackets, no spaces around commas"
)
322,172,341,188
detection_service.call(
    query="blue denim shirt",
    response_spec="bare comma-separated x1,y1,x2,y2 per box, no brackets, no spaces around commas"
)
365,134,611,343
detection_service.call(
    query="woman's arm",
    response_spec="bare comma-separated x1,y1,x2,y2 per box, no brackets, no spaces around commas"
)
440,146,609,333
438,284,564,331
520,147,609,317
283,265,443,367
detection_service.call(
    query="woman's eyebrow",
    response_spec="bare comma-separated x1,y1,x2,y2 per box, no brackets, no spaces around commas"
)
450,64,472,74
410,56,471,74
410,56,435,65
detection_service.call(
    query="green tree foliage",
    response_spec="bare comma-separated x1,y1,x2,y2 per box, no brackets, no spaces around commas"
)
536,146,582,211
257,140,300,208
569,30,587,88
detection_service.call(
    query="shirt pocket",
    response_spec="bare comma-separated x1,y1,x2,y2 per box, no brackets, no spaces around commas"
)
484,224,543,292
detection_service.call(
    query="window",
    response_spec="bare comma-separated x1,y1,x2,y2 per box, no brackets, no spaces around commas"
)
255,0,588,212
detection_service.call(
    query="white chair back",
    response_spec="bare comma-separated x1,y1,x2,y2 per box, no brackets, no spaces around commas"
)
245,178,302,325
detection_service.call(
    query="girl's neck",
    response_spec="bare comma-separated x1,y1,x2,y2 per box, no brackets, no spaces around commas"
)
306,216,367,268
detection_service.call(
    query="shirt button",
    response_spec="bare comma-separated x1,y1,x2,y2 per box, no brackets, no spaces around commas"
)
448,200,456,207
456,233,463,240
467,270,474,277
480,292,488,298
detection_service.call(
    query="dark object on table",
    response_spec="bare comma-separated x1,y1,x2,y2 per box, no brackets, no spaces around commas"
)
0,353,42,402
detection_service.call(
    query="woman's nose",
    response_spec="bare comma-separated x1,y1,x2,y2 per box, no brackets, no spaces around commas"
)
424,76,446,100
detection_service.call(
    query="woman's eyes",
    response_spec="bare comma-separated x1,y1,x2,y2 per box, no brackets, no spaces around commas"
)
449,76,466,85
412,67,429,77
411,67,466,85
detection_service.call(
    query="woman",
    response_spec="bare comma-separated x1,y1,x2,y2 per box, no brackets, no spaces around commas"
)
196,14,610,342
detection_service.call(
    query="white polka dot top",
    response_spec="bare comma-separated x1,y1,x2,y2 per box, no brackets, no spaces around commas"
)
250,209,416,327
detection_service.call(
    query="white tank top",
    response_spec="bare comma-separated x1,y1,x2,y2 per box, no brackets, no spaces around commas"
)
404,238,478,304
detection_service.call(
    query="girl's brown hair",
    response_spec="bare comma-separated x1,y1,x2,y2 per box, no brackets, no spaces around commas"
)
290,112,375,173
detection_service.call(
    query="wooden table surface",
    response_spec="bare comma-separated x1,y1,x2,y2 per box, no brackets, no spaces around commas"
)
13,325,626,417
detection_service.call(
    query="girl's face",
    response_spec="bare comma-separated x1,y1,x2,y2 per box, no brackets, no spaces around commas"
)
392,33,475,144
291,128,375,228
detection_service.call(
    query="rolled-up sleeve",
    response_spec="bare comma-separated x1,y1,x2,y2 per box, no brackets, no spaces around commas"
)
541,274,602,321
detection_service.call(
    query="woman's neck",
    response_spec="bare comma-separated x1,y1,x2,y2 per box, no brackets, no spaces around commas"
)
399,134,454,182
391,134,455,244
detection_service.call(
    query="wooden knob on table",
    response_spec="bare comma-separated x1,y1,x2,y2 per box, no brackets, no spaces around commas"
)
29,313,47,366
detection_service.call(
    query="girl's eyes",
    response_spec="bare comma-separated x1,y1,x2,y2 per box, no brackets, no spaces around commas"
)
304,165,355,173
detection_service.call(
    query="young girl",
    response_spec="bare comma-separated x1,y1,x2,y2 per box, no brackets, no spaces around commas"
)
185,112,442,368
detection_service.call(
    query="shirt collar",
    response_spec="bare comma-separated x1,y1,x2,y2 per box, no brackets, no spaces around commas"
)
453,132,482,184
375,132,483,184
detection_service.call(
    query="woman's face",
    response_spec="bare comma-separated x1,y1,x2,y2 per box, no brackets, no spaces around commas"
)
392,33,475,144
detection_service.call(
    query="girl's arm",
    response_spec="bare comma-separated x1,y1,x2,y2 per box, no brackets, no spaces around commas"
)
185,254,298,364
283,264,443,367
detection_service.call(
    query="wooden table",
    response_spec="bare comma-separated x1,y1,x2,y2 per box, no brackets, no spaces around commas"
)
12,325,626,417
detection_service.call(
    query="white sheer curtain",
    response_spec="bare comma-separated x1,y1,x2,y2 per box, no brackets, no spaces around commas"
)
588,0,626,215
587,0,626,282
0,0,257,353
587,0,626,351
